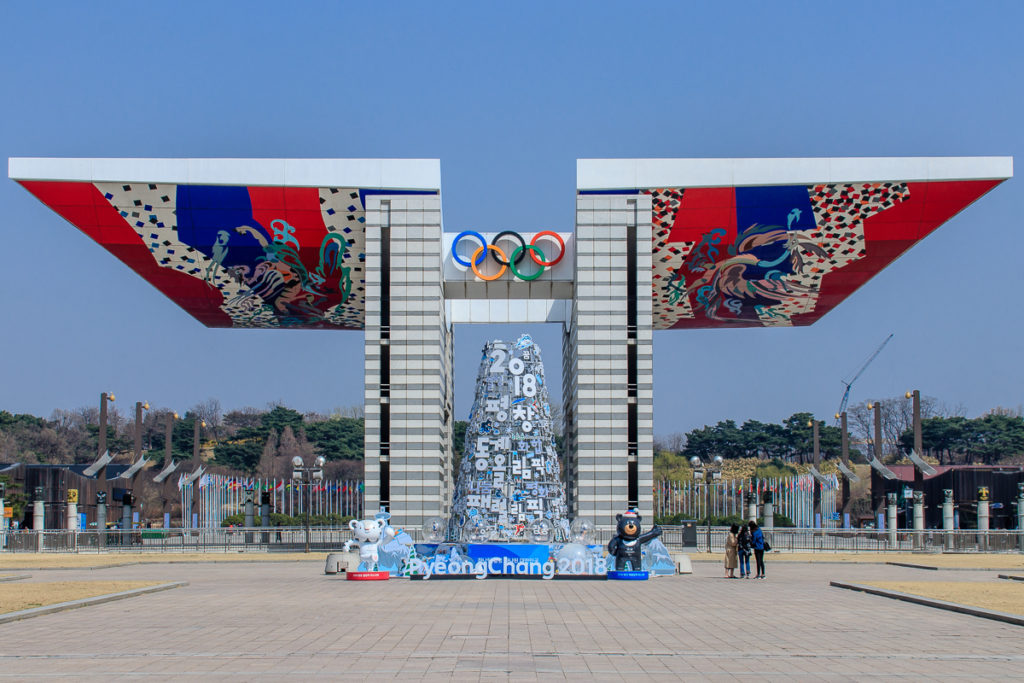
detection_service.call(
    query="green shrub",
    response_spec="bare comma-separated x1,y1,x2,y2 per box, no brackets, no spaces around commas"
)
755,458,798,479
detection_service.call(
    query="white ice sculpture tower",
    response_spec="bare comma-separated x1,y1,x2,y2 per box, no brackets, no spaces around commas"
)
451,335,569,541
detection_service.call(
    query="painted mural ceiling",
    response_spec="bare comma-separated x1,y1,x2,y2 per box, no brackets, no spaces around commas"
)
19,175,1003,331
19,180,434,329
583,179,1003,330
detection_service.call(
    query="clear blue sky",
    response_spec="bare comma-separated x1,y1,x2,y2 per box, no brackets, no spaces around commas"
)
1,2,1021,434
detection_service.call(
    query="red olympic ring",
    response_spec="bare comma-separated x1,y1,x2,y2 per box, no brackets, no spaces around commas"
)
529,231,565,267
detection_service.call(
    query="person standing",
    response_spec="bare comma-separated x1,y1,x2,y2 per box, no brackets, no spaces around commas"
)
749,520,766,579
724,523,739,578
737,523,752,578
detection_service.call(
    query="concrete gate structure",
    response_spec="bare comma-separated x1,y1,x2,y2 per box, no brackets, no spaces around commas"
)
10,156,1012,529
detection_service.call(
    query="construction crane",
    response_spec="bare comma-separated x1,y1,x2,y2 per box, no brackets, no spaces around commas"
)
834,333,894,422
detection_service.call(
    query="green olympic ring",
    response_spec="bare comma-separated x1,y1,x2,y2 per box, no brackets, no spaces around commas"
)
508,245,546,281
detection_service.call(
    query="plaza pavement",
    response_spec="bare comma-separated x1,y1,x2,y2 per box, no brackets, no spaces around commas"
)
0,556,1021,680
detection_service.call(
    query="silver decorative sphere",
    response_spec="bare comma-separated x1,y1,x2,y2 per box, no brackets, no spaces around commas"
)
569,517,595,544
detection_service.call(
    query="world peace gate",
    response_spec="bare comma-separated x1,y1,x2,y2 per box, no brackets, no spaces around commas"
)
9,156,1012,529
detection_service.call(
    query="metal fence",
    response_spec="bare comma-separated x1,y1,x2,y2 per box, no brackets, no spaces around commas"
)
0,527,356,554
679,526,1024,554
2,525,1022,554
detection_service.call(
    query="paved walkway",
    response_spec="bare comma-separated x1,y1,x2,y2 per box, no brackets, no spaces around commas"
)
0,557,1020,680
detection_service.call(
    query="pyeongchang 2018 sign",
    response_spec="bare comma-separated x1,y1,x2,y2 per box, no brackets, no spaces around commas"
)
407,555,608,579
444,231,574,282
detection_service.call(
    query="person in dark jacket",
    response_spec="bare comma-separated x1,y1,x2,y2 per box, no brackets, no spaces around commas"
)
737,523,752,578
748,520,766,579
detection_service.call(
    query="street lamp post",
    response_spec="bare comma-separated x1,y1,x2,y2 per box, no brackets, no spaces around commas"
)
808,419,821,527
867,401,884,521
160,412,178,525
835,411,851,526
690,455,723,553
133,401,149,463
292,455,326,553
97,392,115,483
189,418,205,528
130,400,149,504
905,389,924,490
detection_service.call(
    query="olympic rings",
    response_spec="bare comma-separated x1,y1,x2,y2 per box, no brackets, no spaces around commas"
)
451,231,565,280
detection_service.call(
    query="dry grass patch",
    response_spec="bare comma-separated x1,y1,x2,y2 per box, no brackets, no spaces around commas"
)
0,581,159,614
690,552,1024,569
0,552,326,570
864,580,1024,616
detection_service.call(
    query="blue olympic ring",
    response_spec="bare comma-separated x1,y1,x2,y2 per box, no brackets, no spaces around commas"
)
451,230,487,267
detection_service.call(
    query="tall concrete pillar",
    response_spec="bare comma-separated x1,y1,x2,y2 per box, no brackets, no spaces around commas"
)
1017,483,1024,553
363,194,450,529
977,486,990,551
570,194,654,525
66,502,78,531
746,492,757,522
96,492,107,548
942,489,954,550
912,490,924,549
244,490,255,544
121,494,133,546
32,499,44,531
260,491,271,544
763,491,774,530
887,492,898,548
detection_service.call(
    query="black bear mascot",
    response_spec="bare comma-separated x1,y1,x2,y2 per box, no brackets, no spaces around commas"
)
607,510,662,571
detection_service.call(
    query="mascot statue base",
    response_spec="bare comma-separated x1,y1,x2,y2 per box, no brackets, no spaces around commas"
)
606,510,662,577
346,570,391,581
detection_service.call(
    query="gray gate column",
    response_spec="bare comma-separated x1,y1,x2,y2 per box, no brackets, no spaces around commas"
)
570,194,654,525
364,195,451,529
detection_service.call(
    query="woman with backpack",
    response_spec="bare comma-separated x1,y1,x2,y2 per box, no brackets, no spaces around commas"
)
748,520,766,579
737,523,752,578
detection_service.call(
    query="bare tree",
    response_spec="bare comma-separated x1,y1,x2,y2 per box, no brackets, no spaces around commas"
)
277,426,315,465
223,407,263,434
849,394,952,462
548,403,563,437
192,399,223,440
654,432,686,453
0,431,21,462
107,406,126,435
329,405,365,419
324,459,363,480
256,431,285,479
986,405,1023,418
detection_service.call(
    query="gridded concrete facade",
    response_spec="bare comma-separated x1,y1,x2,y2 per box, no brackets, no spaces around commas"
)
363,196,454,528
565,195,655,523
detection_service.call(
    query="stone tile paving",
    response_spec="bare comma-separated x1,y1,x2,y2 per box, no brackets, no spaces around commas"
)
0,558,1020,679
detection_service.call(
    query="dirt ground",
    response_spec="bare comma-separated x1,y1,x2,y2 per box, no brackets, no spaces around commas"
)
690,552,1024,569
0,552,326,569
864,580,1024,616
0,581,160,614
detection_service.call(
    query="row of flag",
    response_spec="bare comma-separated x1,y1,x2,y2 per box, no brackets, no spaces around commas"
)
655,473,840,527
178,475,366,528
